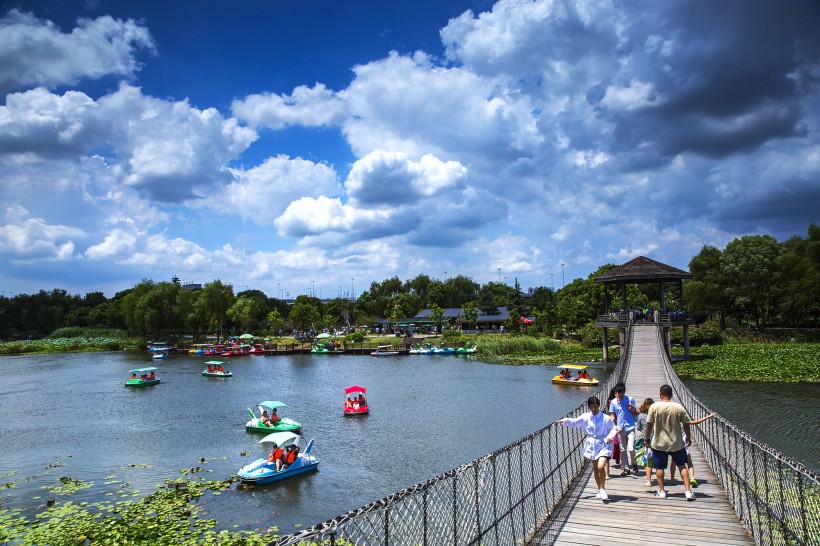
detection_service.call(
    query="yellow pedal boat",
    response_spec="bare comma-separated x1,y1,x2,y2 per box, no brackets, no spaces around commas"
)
551,364,599,386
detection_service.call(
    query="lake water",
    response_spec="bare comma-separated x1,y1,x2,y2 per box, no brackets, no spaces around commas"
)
0,352,612,535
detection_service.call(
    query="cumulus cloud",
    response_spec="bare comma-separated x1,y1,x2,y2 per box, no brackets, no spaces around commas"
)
345,150,468,206
0,9,155,92
0,206,83,261
232,83,348,129
219,155,342,225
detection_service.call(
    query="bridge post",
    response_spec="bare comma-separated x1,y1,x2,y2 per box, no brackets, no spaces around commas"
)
683,324,690,359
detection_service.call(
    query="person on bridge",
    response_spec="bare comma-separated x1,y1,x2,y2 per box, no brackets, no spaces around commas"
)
644,384,695,500
609,382,640,475
556,395,617,501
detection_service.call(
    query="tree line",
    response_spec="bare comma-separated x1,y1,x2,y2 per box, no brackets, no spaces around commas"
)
0,225,817,340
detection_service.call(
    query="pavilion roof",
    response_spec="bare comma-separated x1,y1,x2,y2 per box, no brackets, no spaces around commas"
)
594,256,691,284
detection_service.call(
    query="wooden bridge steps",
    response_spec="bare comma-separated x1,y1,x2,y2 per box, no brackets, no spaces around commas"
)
529,325,754,545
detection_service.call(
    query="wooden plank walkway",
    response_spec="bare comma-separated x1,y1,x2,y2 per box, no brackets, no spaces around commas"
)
529,324,754,545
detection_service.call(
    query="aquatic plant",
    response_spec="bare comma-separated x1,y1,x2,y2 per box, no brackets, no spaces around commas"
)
672,343,820,382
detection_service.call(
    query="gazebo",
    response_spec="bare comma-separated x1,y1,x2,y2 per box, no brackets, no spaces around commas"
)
594,256,693,360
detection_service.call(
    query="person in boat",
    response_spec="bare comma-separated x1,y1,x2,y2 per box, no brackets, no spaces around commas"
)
261,410,272,426
140,373,147,381
282,444,299,469
268,444,285,471
131,373,137,380
357,394,366,407
270,407,281,425
352,399,360,410
149,371,156,380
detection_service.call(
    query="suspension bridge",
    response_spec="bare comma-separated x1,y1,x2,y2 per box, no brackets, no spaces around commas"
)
270,318,818,546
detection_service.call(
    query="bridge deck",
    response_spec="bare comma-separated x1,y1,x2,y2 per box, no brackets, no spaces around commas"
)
529,325,754,545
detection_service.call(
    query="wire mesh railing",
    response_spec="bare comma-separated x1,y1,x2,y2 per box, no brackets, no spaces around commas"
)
654,327,820,546
271,331,630,546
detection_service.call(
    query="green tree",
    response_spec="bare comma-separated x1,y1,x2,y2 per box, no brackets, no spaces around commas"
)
477,282,510,315
267,309,286,339
227,296,267,332
720,234,782,327
289,300,321,332
686,245,727,328
429,303,444,336
460,301,478,330
200,280,235,342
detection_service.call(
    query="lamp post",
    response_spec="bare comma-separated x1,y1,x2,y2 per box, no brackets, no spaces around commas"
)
560,263,565,288
351,278,354,300
550,273,553,291
312,280,315,297
277,282,280,299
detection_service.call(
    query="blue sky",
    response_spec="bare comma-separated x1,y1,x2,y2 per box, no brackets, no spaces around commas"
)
1,0,818,299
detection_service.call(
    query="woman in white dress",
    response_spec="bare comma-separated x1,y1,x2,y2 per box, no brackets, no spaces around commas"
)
556,396,617,500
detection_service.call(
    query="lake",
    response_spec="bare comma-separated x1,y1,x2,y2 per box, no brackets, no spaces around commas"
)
0,351,611,535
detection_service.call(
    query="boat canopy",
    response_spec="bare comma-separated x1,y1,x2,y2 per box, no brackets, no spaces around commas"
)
130,367,157,373
258,432,299,447
556,364,588,369
345,385,366,394
258,401,287,410
206,360,227,366
376,345,392,349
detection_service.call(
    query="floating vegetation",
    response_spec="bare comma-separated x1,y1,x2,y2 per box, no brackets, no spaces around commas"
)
672,343,820,382
45,477,93,495
0,466,275,545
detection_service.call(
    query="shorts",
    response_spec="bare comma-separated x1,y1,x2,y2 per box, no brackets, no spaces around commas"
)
651,447,688,470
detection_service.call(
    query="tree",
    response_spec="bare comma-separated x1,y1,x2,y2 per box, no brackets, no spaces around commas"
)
477,282,510,315
686,245,727,328
267,309,285,339
429,304,444,336
720,235,782,327
200,280,235,342
460,301,478,330
227,296,267,332
289,300,321,332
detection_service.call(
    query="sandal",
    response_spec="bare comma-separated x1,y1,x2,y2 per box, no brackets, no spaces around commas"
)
670,478,677,486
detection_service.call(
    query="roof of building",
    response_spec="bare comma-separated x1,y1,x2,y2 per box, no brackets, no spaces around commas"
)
594,256,691,283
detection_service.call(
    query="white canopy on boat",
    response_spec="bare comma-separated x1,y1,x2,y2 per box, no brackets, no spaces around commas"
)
258,432,299,447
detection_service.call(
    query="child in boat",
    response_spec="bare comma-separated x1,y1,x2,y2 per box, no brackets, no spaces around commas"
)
270,408,281,425
261,410,272,426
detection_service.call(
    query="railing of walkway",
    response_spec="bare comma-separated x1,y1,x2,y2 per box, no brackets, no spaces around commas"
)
654,327,820,546
270,334,630,546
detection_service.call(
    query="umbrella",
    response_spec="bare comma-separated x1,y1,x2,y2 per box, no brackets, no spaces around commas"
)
239,333,254,340
316,333,332,339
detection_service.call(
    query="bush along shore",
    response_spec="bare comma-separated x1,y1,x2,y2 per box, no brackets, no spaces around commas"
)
0,328,143,355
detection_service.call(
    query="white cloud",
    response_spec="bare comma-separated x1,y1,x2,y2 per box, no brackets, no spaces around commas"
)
84,228,138,259
0,9,155,92
0,206,83,261
232,83,348,129
220,155,342,225
345,150,468,206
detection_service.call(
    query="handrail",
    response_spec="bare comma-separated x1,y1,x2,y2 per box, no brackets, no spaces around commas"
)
651,325,819,545
270,324,632,546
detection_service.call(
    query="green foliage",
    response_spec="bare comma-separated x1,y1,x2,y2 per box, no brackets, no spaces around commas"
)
0,335,142,355
345,331,366,343
0,464,277,545
672,343,820,382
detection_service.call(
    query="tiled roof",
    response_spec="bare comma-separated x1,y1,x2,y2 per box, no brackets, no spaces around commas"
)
594,256,691,283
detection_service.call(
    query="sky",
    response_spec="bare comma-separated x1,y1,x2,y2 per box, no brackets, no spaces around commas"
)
1,0,819,299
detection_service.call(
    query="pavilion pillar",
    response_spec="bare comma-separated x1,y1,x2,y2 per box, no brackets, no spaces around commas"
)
602,327,609,361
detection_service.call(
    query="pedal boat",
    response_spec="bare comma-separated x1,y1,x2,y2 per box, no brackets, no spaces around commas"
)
125,367,160,388
237,432,318,485
551,364,599,386
202,360,232,377
455,344,478,354
245,401,302,433
343,385,369,415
